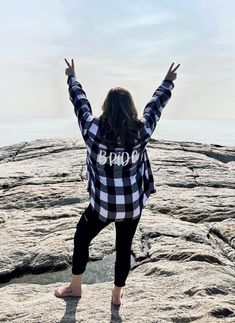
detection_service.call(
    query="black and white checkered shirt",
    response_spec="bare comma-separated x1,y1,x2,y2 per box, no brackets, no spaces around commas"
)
67,75,174,222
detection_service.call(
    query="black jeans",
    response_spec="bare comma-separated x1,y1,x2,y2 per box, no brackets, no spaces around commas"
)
72,203,141,287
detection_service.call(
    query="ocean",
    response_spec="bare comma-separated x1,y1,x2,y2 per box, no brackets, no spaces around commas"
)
0,118,234,148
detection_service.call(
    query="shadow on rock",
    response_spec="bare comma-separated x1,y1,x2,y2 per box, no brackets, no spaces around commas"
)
110,303,123,322
57,297,81,323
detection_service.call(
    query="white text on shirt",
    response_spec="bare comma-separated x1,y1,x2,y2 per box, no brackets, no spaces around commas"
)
97,150,139,166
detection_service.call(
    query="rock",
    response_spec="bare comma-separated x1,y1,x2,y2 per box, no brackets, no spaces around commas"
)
0,137,235,322
208,218,235,262
0,262,235,322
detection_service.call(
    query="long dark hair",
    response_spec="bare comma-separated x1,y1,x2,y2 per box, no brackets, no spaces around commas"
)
98,87,142,149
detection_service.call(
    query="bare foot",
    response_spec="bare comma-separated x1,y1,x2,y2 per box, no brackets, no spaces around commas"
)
53,284,82,298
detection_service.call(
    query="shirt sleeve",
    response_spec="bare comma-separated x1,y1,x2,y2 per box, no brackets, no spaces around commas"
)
140,79,175,140
67,75,95,138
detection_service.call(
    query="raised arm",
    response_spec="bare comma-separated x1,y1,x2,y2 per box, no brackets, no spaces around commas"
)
65,58,95,139
140,62,180,140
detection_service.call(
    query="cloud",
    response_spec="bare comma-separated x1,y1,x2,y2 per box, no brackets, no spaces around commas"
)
96,12,179,33
0,0,234,119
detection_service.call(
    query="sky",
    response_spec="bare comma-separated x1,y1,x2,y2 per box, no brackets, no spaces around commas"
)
0,0,235,120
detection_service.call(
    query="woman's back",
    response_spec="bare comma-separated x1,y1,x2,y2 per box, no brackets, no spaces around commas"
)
65,60,179,222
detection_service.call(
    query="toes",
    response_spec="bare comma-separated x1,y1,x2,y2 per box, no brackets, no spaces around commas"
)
54,288,65,297
54,289,61,296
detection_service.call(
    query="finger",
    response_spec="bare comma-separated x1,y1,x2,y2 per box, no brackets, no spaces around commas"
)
172,64,180,72
168,62,174,72
64,58,71,67
72,58,74,69
64,58,71,68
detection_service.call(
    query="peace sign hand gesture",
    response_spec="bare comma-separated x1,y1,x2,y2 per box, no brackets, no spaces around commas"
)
164,62,180,82
64,58,76,77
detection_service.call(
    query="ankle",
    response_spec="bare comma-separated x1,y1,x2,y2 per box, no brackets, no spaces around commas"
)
113,283,123,292
70,273,83,288
69,284,81,290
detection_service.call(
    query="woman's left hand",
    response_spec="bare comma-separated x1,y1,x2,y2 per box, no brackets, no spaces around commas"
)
64,58,76,76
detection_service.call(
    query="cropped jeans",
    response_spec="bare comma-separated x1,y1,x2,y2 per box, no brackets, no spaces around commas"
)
72,203,141,287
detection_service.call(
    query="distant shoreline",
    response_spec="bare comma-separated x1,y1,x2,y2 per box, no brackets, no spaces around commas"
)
0,137,234,152
0,119,235,148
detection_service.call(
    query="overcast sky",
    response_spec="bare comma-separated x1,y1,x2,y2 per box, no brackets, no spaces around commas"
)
0,0,235,120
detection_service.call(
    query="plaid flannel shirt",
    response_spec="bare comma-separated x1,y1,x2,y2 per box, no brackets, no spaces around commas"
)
67,75,174,222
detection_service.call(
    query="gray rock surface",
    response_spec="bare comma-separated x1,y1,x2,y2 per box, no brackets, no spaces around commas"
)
0,137,235,322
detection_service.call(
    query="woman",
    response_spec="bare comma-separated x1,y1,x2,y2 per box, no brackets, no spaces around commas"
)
54,59,180,305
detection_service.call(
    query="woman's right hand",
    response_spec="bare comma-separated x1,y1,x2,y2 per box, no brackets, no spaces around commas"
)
164,62,180,82
64,58,76,77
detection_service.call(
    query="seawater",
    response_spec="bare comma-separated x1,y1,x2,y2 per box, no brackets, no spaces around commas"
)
0,118,234,148
0,252,137,287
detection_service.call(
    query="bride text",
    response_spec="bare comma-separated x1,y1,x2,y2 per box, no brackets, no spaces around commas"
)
97,149,140,166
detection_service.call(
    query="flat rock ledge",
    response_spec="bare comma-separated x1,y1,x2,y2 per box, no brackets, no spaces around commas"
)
0,137,235,323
